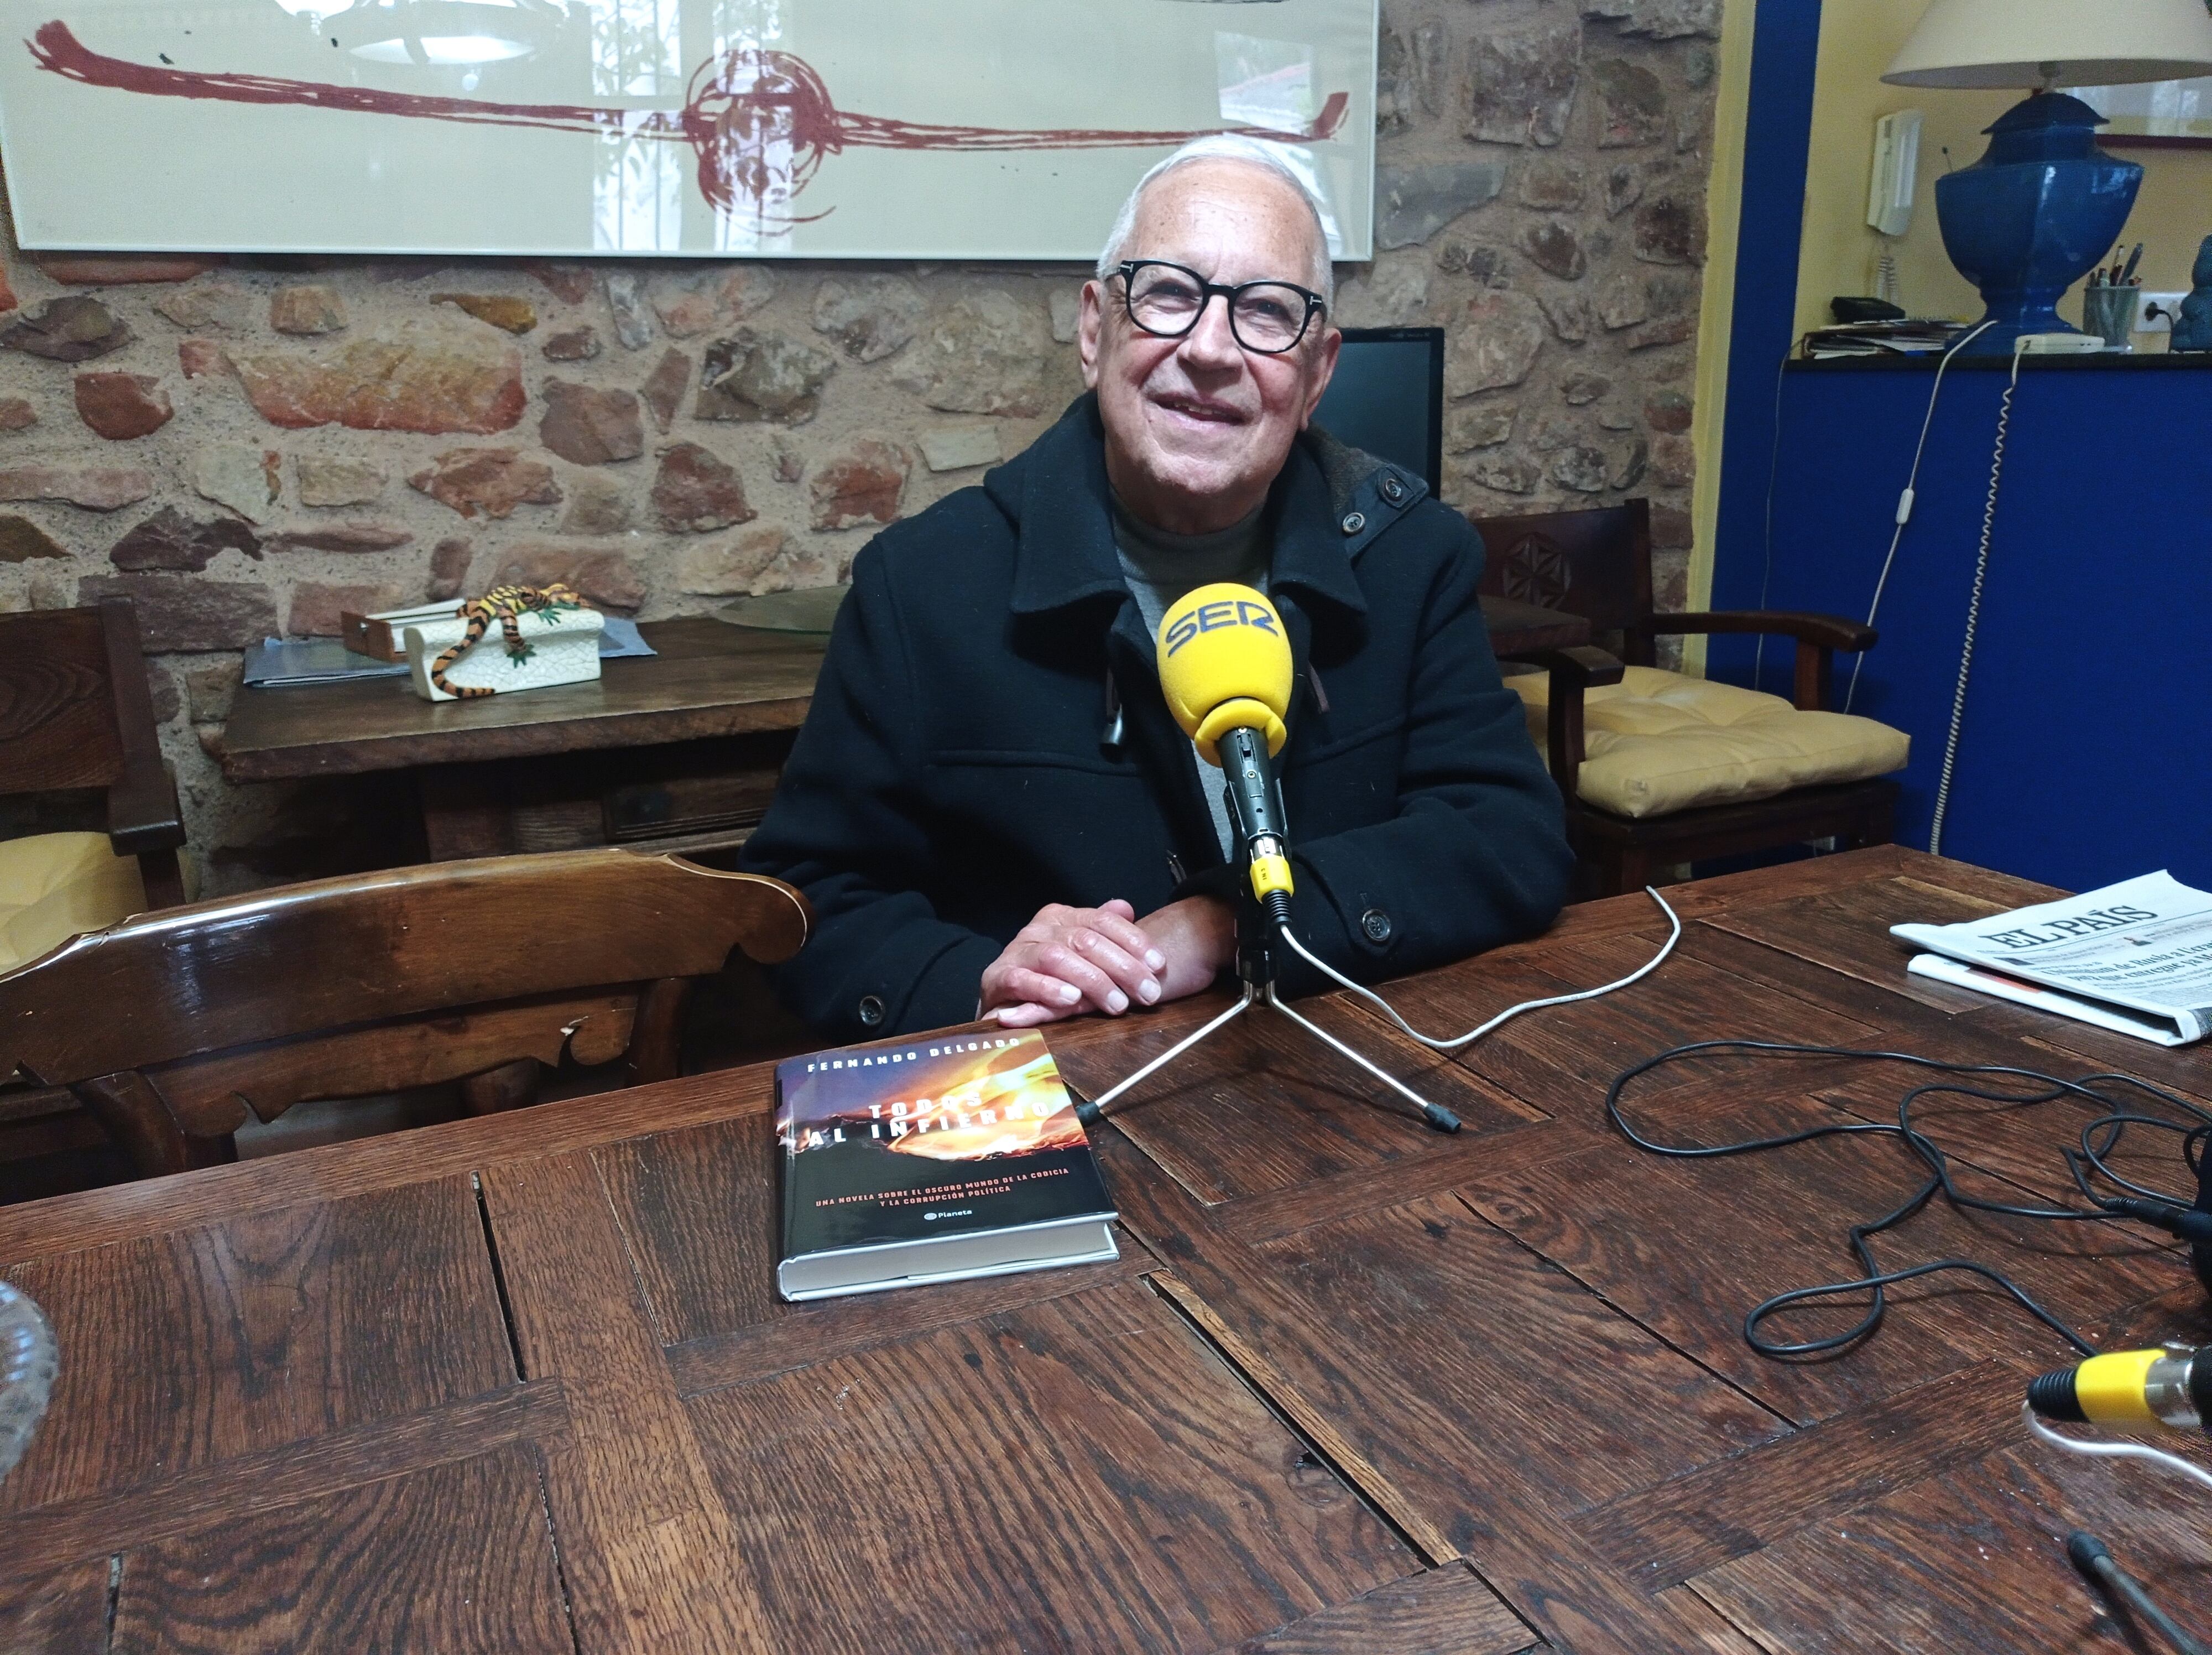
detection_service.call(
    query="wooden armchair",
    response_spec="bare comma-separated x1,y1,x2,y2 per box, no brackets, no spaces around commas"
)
0,847,810,1179
0,598,186,928
1472,499,1902,898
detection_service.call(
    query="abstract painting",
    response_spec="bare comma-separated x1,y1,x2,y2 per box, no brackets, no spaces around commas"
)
2078,76,2212,148
0,0,1376,257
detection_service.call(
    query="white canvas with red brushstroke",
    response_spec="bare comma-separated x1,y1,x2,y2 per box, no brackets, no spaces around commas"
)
0,0,1375,257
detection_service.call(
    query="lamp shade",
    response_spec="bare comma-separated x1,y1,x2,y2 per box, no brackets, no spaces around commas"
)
1884,0,2212,90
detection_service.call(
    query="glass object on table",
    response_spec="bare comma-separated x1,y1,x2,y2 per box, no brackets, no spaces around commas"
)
0,1278,57,1482
2081,283,2137,349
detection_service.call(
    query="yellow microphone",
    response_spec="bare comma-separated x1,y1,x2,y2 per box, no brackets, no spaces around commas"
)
2028,1345,2212,1433
1156,583,1296,911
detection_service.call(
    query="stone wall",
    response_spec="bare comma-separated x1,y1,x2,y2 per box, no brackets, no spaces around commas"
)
0,0,1717,896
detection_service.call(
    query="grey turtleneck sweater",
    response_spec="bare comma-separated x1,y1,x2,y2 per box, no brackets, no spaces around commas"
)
1110,495,1270,860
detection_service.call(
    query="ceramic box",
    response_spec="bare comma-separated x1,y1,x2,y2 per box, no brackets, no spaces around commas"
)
404,606,606,703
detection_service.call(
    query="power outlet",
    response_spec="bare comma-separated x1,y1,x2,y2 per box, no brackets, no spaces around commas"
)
2135,291,2188,333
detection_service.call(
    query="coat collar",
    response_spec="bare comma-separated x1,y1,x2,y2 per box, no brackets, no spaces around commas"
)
990,392,1398,642
980,393,1432,877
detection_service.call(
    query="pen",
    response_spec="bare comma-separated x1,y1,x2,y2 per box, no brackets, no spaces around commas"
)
2120,243,2143,285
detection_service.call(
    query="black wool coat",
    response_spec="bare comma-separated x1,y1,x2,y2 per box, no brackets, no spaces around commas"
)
739,393,1575,1040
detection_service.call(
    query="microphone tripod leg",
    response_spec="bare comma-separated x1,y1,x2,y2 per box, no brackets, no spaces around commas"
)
1076,988,1255,1123
1073,919,1459,1135
1262,986,1462,1134
2067,1532,2210,1655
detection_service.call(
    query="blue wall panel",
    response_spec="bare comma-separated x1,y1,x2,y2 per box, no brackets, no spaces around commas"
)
1711,362,2212,892
1710,1,1823,623
1706,3,2210,894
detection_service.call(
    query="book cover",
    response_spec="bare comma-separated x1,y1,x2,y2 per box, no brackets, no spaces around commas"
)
775,1029,1116,1297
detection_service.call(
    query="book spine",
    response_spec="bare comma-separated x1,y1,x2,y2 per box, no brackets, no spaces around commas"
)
775,1072,800,1262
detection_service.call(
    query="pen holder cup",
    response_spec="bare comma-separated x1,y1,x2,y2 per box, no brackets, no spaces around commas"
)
2082,284,2136,351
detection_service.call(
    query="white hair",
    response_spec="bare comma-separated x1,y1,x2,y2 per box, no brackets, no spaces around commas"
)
1095,136,1334,306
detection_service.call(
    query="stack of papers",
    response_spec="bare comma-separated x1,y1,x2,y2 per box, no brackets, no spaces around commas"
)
1893,872,2212,1047
1802,320,1968,358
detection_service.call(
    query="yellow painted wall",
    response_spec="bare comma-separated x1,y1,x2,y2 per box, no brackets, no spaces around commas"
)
1682,0,1759,657
1795,0,2212,346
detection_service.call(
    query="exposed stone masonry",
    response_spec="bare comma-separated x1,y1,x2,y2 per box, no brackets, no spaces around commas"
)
0,0,1715,893
1362,0,1714,576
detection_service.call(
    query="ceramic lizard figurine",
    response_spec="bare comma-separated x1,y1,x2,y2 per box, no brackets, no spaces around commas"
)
429,583,586,699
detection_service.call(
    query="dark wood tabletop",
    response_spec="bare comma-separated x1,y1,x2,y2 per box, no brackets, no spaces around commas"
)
12,846,2193,1653
216,603,1589,787
215,618,828,784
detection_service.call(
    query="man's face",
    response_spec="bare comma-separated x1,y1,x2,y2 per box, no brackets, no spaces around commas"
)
1079,160,1340,535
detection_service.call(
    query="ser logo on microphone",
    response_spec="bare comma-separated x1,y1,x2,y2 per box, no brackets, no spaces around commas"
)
1164,598,1280,658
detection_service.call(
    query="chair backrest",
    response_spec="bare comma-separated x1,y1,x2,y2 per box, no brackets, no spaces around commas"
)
0,602,144,799
0,847,810,1089
1469,499,1656,665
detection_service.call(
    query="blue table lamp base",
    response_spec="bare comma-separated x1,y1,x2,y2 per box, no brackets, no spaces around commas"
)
1935,92,2142,356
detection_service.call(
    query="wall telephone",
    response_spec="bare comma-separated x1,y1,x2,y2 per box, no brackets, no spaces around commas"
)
1868,110,1922,238
1867,110,1923,306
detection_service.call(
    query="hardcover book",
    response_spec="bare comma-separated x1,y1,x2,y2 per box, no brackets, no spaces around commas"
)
775,1029,1118,1302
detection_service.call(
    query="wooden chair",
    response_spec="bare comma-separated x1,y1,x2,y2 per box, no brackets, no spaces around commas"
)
1471,499,1900,899
0,597,186,921
0,847,810,1179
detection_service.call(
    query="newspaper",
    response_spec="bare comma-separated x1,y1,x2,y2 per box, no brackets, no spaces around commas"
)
1891,872,2212,1045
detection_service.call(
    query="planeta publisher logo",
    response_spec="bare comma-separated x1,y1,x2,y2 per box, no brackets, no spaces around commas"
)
922,1208,974,1221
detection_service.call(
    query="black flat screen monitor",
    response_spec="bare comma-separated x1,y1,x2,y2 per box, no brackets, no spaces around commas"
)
1312,326,1444,496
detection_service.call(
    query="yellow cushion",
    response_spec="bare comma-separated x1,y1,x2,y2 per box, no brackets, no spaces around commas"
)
1505,665,1910,820
0,832,148,974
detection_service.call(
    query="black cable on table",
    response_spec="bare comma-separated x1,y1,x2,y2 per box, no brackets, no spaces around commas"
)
1604,1040,2212,1361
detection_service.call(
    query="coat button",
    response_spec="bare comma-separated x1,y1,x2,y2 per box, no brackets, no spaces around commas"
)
858,995,885,1027
1380,474,1406,503
1360,908,1393,944
1341,511,1365,535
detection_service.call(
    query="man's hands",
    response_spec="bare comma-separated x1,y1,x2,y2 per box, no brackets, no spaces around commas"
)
982,896,1237,1028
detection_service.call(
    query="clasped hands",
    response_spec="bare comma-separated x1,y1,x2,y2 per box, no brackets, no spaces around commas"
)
981,896,1236,1028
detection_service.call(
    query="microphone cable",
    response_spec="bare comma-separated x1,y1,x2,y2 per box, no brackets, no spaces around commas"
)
1927,337,2024,857
1605,1040,2212,1361
1843,316,1997,715
1275,886,1683,1053
2025,1404,2212,1501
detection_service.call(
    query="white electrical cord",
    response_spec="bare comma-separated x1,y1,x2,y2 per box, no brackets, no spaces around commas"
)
2023,1402,2212,1497
1927,342,2023,858
1751,347,1793,696
1279,887,1682,1053
1844,317,1999,714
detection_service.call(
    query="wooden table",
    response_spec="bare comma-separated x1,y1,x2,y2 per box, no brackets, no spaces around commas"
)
0,847,2203,1647
213,604,1586,863
7,847,2208,1651
217,618,827,860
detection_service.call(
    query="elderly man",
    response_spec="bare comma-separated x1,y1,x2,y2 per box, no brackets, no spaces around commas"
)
740,137,1574,1040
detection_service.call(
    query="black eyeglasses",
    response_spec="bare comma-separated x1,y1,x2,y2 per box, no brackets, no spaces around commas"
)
1110,259,1326,354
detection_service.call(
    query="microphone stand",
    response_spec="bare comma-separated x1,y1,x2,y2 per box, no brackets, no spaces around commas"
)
1075,890,1463,1134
